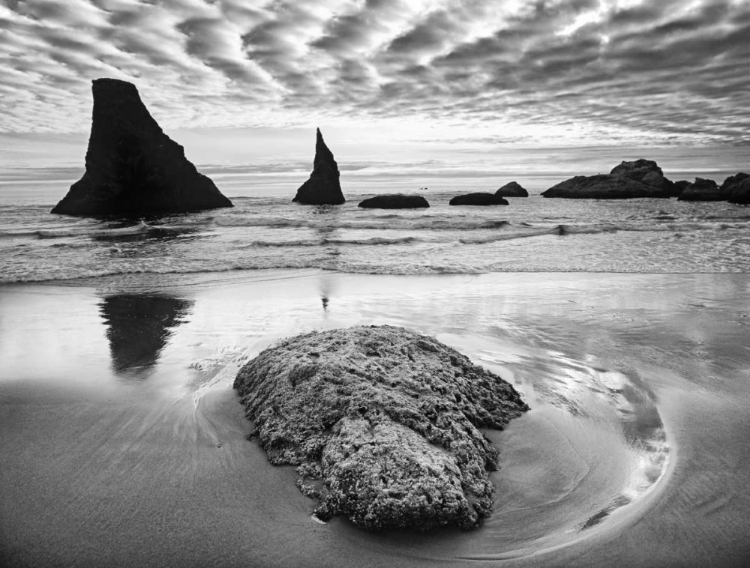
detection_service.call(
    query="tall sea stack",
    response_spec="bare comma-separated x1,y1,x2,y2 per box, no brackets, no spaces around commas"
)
52,78,232,216
293,128,345,205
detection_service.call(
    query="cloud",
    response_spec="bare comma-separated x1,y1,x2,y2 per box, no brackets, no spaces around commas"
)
0,0,747,147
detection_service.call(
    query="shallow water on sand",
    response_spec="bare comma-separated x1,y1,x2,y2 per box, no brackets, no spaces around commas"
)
1,270,750,567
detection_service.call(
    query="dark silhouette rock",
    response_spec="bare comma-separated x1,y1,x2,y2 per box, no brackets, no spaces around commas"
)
100,294,192,377
234,325,528,531
728,176,750,204
293,129,345,205
673,180,691,196
449,193,509,206
495,181,528,197
720,173,749,196
678,178,723,201
610,159,676,195
52,78,232,216
358,194,429,209
542,174,667,199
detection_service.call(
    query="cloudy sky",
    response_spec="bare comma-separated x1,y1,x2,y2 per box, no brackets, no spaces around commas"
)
0,0,748,173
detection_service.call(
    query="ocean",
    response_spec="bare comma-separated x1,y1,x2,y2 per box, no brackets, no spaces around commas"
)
2,168,750,282
1,168,750,567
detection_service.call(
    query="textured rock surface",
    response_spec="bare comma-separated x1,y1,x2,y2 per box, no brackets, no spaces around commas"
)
728,176,750,204
673,180,691,196
610,159,676,195
721,173,749,202
52,78,232,216
293,129,345,205
541,174,668,199
678,178,723,201
358,194,430,209
234,325,528,531
495,181,529,197
449,193,509,206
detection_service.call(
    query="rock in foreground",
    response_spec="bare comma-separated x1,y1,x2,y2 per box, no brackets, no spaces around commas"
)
52,78,232,216
234,325,528,531
495,181,528,197
449,193,509,206
293,129,345,205
358,194,430,209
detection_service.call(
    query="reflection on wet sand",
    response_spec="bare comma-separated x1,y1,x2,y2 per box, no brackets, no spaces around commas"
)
99,294,193,377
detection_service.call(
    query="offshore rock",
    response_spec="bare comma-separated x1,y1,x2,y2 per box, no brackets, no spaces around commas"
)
358,194,430,209
721,173,749,200
541,174,667,199
495,181,529,197
52,78,232,216
610,159,676,196
728,176,750,204
293,129,345,205
234,325,528,532
449,193,509,206
673,180,691,196
678,178,723,201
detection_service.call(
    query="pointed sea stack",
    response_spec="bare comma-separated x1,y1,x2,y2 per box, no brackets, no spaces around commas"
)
293,129,345,205
52,78,232,216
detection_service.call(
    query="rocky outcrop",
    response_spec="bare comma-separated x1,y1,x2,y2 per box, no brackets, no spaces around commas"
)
495,181,528,197
673,180,691,196
728,176,750,204
358,194,430,209
449,193,509,206
610,159,676,196
52,78,232,216
234,325,528,532
542,174,668,199
293,129,345,205
542,159,677,199
721,173,749,198
677,178,723,201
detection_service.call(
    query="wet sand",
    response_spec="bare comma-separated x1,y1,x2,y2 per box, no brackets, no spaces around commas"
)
1,270,749,567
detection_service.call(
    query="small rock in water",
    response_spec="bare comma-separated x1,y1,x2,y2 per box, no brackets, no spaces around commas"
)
234,325,528,531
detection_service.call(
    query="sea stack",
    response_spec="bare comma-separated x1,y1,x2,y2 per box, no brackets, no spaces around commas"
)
52,78,232,216
495,181,529,197
542,159,676,199
293,128,345,205
234,326,528,531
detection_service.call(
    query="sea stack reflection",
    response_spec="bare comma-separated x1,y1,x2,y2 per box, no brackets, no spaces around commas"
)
52,78,232,216
293,128,345,205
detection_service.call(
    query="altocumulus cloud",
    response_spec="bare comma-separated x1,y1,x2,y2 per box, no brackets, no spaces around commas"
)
0,0,748,145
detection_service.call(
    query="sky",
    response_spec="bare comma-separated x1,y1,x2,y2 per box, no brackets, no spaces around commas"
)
0,0,748,176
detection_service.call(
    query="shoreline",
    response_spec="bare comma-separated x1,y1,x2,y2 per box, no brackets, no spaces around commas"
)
2,270,749,567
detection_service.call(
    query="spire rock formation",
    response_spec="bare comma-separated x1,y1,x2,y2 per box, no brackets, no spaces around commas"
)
293,129,345,205
51,78,232,216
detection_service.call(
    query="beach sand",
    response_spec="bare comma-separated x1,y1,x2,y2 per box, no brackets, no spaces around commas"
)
1,270,749,567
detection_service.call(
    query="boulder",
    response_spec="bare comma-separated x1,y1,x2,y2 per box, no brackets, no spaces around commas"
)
610,159,676,195
720,173,749,196
293,128,345,205
673,180,691,196
52,78,232,216
234,325,528,531
728,176,750,204
449,193,509,206
495,181,528,197
677,178,723,201
358,194,430,209
541,174,668,199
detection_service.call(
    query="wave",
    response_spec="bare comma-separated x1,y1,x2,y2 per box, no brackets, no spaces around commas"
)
246,236,422,248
